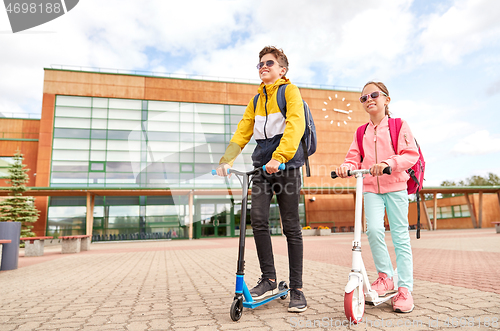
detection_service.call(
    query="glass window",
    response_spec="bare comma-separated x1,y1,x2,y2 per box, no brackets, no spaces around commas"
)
54,128,90,139
0,157,14,178
91,119,107,129
90,162,105,172
91,129,107,139
53,138,90,150
441,206,452,218
147,141,179,153
54,117,91,129
195,104,224,114
56,96,91,107
197,113,224,124
89,172,105,183
108,109,141,120
180,153,193,162
147,121,180,132
92,98,108,108
106,151,140,162
181,164,193,172
148,101,179,111
92,108,108,119
148,110,180,122
52,150,89,161
51,172,88,183
108,119,141,130
55,106,91,118
460,204,470,217
107,140,141,151
90,150,106,161
91,140,106,150
52,161,88,172
195,153,213,163
108,99,142,110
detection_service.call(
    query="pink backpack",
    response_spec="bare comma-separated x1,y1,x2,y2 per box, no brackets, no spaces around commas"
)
356,118,425,238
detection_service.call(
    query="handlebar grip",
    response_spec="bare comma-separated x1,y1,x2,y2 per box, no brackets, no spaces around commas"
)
331,170,352,179
262,163,286,172
383,166,392,175
212,169,230,176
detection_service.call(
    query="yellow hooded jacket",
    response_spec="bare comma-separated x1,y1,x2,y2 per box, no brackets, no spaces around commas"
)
219,78,306,168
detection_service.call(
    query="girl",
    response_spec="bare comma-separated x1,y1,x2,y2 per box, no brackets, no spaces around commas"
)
335,81,419,313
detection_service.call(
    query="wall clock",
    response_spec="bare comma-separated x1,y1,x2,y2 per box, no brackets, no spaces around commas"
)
322,94,352,126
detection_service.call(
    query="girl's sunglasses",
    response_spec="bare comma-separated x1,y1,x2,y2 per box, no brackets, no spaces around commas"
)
359,91,388,103
256,60,278,70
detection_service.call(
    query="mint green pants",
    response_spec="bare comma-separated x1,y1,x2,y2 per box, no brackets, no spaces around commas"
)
364,190,413,291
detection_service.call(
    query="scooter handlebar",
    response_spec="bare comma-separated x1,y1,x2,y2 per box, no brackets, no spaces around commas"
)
331,166,392,179
212,163,285,176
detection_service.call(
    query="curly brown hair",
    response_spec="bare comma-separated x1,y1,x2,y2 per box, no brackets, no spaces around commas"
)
362,81,391,117
259,46,289,76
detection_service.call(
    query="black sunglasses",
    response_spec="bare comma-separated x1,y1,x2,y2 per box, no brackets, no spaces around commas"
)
256,60,279,70
359,91,388,103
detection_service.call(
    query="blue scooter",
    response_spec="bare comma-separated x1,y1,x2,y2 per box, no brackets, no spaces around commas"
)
212,164,289,321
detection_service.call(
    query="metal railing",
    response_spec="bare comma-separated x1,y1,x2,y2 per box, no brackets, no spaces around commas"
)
49,64,362,92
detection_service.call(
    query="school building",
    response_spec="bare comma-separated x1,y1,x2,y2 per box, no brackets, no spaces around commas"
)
0,68,498,240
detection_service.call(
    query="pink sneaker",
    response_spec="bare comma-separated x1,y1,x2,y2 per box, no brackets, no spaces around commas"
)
370,272,395,296
392,287,414,313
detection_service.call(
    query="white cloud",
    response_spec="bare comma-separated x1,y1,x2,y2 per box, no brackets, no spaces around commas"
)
451,130,500,155
418,0,500,65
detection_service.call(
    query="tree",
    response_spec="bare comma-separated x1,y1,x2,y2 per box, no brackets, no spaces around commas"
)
439,173,500,198
0,150,39,238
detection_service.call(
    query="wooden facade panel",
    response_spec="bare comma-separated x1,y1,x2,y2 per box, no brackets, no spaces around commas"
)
33,196,48,236
145,77,226,92
92,85,145,100
144,88,228,104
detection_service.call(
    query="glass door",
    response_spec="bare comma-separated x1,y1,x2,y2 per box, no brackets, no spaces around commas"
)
197,201,232,237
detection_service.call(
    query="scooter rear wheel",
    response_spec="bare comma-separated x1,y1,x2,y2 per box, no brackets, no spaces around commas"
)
230,297,243,321
278,281,288,300
344,286,364,324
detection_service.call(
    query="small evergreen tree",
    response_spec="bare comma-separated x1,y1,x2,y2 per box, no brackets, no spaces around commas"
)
0,150,39,238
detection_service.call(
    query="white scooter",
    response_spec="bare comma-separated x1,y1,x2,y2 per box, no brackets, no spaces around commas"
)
331,167,398,323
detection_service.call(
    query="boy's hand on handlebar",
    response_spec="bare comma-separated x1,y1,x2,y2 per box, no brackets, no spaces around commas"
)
370,163,389,176
216,163,231,177
335,166,350,178
265,159,281,174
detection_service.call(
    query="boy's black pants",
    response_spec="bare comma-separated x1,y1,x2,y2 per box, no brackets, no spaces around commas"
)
250,167,303,289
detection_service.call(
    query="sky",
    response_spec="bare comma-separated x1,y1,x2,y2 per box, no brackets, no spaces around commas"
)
1,0,499,187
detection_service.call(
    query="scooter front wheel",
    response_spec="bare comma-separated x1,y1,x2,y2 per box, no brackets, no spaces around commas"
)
230,297,243,321
344,286,364,324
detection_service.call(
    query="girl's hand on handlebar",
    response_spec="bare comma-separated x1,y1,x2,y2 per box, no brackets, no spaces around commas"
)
216,163,231,177
265,159,281,174
335,166,350,178
370,163,389,176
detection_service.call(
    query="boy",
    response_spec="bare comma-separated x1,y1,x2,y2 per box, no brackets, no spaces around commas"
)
216,46,307,312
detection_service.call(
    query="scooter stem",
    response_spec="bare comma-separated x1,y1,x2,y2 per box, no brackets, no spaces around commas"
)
353,173,364,246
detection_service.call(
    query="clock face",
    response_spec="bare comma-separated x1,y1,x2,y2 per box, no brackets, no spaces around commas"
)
322,94,352,126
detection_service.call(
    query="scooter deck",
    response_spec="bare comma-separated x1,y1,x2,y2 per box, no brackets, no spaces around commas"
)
365,292,398,306
242,289,289,309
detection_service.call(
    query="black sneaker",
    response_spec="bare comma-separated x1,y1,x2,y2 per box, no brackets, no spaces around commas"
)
249,278,277,300
288,289,307,312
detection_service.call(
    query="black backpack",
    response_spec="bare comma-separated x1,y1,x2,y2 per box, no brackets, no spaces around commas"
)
253,84,317,176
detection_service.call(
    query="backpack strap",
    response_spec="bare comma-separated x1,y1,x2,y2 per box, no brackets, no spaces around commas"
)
387,117,402,155
276,84,312,176
253,93,260,111
356,123,369,162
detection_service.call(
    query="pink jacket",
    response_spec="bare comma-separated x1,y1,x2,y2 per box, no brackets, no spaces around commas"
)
341,116,419,194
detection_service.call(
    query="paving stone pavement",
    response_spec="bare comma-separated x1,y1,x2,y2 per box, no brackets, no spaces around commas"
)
1,228,499,330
